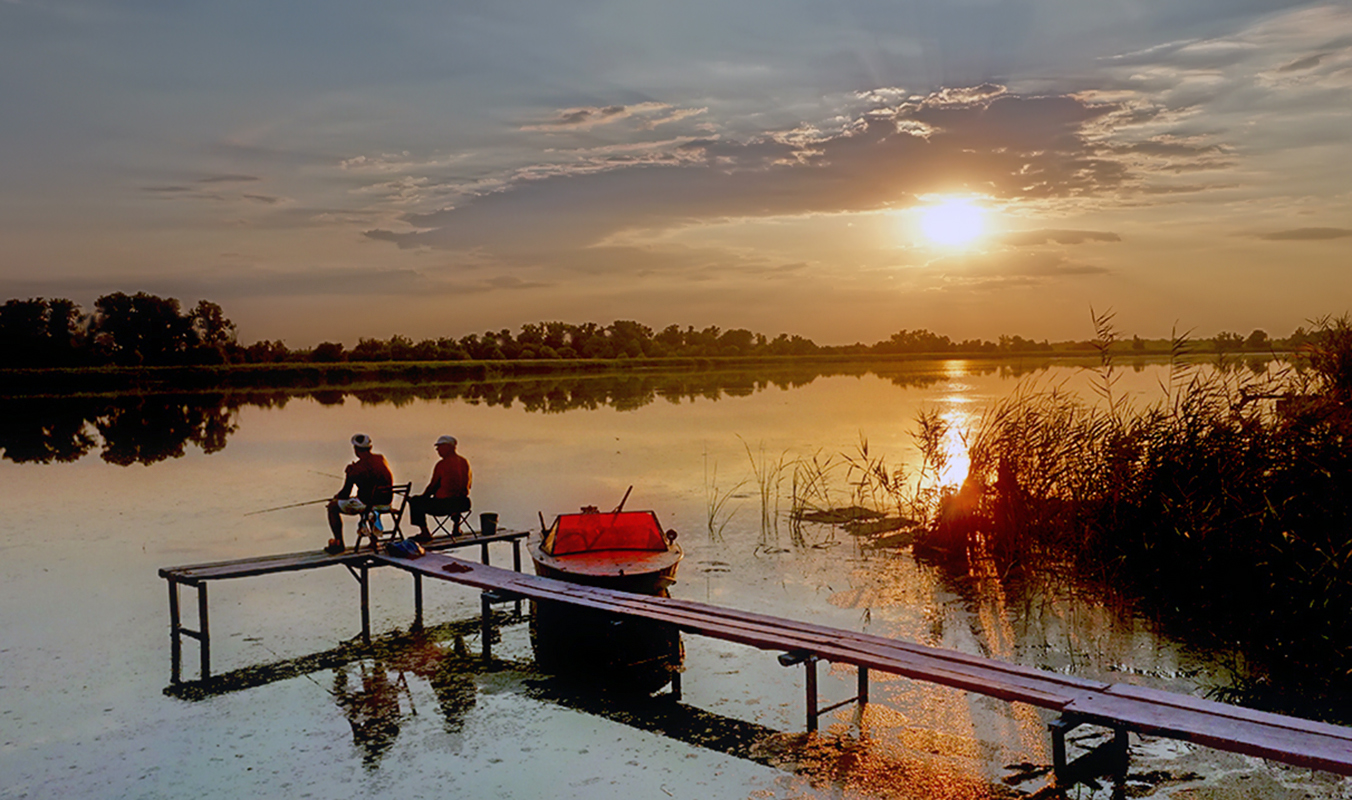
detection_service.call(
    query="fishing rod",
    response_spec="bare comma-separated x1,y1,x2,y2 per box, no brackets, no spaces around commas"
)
244,497,333,516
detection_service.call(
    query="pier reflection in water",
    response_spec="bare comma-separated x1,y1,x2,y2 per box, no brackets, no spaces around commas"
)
3,356,1346,799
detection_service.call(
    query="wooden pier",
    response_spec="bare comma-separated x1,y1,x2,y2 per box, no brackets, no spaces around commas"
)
158,530,529,683
160,538,1352,787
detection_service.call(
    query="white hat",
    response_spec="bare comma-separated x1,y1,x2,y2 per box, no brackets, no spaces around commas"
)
435,435,457,447
351,433,373,449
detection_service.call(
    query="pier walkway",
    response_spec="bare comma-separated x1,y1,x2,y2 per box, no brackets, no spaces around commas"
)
158,529,529,682
159,537,1352,787
384,550,1352,784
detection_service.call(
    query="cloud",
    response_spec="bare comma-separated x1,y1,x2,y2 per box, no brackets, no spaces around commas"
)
1255,227,1352,241
521,102,706,132
370,85,1169,264
1280,53,1328,72
140,177,283,207
0,263,555,304
198,174,261,184
932,250,1110,291
1002,229,1123,246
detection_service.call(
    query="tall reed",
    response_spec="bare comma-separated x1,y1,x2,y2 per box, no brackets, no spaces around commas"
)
913,315,1352,706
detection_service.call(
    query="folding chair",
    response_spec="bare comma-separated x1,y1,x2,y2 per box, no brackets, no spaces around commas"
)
355,482,412,552
428,498,472,538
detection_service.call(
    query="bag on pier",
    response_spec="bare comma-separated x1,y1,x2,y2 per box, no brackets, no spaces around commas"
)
386,539,425,559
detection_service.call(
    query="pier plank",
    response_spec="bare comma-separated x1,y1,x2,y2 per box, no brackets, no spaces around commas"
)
1063,692,1352,775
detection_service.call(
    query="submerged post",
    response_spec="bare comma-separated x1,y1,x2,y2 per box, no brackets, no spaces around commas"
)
168,579,182,684
413,572,424,630
805,656,819,732
480,592,493,660
197,583,210,680
360,564,370,645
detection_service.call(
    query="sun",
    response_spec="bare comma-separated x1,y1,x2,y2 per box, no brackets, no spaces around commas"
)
918,197,987,248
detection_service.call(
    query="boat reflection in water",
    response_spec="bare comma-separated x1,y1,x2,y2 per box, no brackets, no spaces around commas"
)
527,499,684,693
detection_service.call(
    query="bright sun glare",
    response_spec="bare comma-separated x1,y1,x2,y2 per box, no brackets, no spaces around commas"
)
919,197,987,248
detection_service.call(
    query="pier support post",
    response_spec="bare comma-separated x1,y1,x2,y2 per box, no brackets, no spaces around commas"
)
359,564,370,645
481,592,493,660
805,656,819,732
168,579,182,683
413,572,424,630
779,650,871,733
479,589,523,661
1050,715,1130,788
511,541,523,614
165,579,210,682
197,583,210,679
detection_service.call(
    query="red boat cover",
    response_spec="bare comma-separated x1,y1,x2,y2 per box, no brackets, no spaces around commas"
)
543,510,668,556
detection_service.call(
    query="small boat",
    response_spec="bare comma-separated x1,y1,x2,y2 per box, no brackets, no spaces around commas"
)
527,507,682,594
527,492,684,691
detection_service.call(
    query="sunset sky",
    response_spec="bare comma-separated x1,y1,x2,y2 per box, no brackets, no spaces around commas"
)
1,1,1349,347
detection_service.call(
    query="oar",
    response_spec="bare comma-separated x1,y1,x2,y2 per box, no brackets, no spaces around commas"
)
244,497,333,516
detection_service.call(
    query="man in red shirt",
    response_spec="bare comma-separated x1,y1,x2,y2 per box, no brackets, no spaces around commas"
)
409,434,472,541
325,433,395,554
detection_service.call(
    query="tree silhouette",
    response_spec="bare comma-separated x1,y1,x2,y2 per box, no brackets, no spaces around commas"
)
90,292,198,366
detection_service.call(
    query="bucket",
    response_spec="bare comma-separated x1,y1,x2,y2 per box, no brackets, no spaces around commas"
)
480,512,498,536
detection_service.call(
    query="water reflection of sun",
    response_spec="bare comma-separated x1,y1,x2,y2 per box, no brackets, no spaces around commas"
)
938,408,972,488
937,361,974,488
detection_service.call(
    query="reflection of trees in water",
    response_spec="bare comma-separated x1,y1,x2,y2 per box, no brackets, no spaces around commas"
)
0,398,98,463
0,394,239,465
95,395,238,465
344,364,948,413
0,360,1066,465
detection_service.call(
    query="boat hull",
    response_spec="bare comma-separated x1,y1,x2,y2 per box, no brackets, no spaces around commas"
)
526,528,683,692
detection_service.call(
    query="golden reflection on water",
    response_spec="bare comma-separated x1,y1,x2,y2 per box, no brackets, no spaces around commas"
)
934,361,976,489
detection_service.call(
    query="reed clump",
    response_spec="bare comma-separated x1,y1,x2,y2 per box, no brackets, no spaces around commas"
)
913,315,1352,707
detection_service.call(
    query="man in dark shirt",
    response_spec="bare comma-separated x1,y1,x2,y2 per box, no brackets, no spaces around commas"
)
326,433,394,554
409,435,472,542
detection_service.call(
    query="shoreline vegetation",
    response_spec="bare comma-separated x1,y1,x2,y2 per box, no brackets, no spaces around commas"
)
0,291,1308,389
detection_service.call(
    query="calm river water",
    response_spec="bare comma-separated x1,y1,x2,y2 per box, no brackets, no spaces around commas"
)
1,358,1347,799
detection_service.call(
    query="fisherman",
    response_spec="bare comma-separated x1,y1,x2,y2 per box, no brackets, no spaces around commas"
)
325,433,395,554
408,434,472,542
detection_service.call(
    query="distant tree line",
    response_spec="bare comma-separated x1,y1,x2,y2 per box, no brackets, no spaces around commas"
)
0,292,1317,369
0,293,236,367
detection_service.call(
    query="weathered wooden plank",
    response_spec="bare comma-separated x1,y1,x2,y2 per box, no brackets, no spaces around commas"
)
1063,692,1352,776
1103,684,1352,741
541,588,1085,704
158,529,529,582
503,568,1097,700
627,592,1109,691
388,554,1084,708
